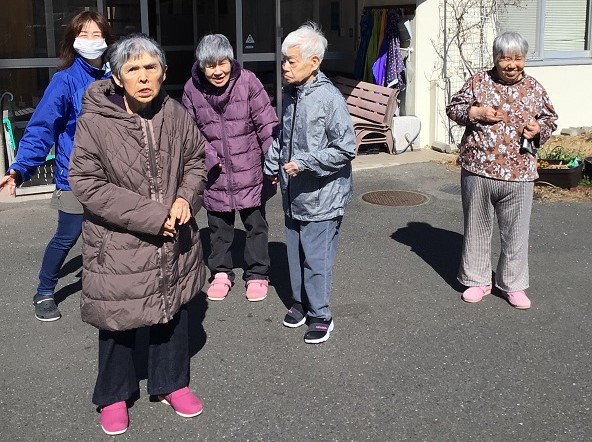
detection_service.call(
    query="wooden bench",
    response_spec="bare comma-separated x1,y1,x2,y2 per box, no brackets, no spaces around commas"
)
333,76,400,154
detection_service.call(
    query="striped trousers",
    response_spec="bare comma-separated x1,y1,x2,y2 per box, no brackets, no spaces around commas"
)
458,169,534,292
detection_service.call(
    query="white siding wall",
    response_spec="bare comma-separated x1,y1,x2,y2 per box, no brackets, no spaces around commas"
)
527,65,592,129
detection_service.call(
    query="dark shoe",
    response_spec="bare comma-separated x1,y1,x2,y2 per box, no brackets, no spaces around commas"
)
33,294,61,322
304,317,334,344
283,302,307,328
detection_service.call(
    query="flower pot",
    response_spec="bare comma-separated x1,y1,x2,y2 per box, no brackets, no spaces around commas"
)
584,157,592,181
536,159,583,189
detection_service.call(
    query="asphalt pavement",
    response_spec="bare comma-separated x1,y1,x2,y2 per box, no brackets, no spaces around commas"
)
0,152,590,441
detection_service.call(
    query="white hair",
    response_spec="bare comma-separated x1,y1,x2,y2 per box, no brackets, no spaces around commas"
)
281,21,327,62
493,31,529,63
195,34,234,69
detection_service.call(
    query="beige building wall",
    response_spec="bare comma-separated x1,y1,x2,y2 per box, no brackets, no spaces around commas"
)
527,65,592,131
413,0,440,148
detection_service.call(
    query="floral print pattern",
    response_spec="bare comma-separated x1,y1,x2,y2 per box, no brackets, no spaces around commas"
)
446,69,557,181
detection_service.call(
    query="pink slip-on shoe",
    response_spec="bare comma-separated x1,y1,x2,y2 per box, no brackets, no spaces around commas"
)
461,285,492,303
245,279,268,302
159,387,203,418
100,401,128,436
504,290,531,309
207,273,231,301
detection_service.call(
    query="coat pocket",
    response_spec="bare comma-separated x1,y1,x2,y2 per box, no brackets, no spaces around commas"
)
97,231,113,266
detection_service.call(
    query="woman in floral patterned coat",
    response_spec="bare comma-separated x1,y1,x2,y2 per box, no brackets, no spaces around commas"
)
446,31,557,310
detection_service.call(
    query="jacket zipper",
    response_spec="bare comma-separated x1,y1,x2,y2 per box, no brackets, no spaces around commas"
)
218,107,235,208
287,89,298,219
143,118,171,320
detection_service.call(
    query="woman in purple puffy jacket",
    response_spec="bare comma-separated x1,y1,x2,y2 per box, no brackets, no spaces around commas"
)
182,34,279,302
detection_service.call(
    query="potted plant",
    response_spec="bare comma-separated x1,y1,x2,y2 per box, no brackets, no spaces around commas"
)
536,146,583,189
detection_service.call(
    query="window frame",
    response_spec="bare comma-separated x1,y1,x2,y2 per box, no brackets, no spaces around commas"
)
500,0,592,66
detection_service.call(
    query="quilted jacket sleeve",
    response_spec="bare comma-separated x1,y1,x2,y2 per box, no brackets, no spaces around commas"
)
69,116,169,236
248,73,279,154
175,111,207,215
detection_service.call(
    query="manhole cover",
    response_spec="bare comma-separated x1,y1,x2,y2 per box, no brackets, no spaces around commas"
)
362,190,428,206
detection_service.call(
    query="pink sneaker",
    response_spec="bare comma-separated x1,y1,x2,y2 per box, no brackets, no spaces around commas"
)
100,401,128,436
245,279,268,302
504,290,531,309
159,387,203,418
207,273,231,301
461,285,492,303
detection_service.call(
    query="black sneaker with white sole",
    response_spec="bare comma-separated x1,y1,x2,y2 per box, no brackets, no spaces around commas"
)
304,317,334,344
33,294,61,322
282,302,307,328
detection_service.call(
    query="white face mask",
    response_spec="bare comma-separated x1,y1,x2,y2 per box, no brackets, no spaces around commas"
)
73,37,108,60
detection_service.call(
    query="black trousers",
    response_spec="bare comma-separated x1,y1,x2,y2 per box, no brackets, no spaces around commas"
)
207,205,270,282
92,307,189,407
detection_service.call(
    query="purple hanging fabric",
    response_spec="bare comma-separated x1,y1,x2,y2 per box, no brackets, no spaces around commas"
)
386,10,406,89
372,39,388,86
372,9,406,88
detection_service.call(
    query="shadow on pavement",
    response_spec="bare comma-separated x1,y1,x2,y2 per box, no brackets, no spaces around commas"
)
391,221,464,293
58,254,82,278
268,241,291,307
54,255,83,305
200,227,292,307
199,227,249,278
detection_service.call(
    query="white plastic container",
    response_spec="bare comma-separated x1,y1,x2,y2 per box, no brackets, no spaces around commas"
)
392,116,421,153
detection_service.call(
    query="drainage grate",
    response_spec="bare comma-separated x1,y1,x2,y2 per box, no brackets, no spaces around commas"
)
362,190,428,206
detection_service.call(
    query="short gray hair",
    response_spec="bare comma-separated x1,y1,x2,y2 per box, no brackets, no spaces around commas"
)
195,34,234,69
492,31,529,62
281,21,327,62
108,33,167,78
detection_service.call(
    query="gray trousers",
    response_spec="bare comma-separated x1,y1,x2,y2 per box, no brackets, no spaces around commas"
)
285,216,342,320
458,169,533,292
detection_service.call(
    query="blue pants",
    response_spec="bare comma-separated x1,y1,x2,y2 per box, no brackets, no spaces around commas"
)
36,210,83,297
284,216,342,320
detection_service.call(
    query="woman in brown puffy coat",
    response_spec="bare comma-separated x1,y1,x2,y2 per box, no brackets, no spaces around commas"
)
69,34,207,436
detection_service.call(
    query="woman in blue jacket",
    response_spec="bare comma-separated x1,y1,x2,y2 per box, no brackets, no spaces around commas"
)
0,10,114,321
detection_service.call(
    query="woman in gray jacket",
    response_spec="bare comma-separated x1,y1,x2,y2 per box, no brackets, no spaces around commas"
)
69,34,207,436
264,22,356,344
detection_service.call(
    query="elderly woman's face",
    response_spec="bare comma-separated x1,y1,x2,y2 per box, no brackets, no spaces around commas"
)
114,52,166,113
495,52,525,84
203,59,231,88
